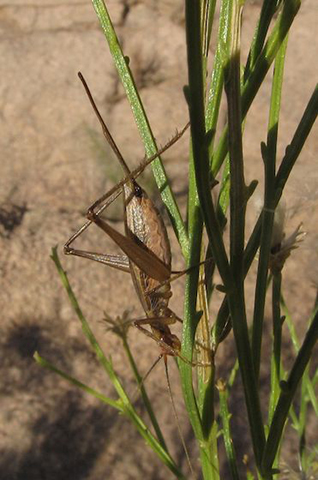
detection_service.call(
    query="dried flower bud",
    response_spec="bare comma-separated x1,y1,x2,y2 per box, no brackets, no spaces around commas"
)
254,195,305,274
269,223,305,275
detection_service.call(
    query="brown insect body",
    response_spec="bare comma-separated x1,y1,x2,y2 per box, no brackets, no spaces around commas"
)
65,73,185,361
123,179,182,358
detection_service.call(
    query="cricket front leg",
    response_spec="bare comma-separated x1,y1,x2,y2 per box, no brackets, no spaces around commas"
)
134,319,180,358
135,318,211,367
134,319,198,366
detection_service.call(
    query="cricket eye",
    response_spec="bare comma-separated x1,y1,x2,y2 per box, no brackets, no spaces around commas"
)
134,183,143,198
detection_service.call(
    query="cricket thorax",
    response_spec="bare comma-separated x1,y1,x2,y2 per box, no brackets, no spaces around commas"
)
124,184,171,269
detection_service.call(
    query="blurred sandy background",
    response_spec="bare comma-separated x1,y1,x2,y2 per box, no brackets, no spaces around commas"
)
1,0,318,478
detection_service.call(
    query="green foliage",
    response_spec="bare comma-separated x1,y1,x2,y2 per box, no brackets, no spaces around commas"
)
36,1,318,479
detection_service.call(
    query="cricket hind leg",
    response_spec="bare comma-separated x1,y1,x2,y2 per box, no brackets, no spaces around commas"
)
64,187,131,272
64,184,123,253
65,248,130,273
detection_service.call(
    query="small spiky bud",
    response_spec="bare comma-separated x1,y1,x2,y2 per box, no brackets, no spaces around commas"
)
269,211,305,275
254,196,305,274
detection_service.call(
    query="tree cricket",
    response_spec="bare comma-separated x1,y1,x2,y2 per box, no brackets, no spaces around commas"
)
64,72,194,366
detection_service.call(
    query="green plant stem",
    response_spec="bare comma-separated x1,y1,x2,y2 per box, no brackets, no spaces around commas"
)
299,370,309,474
91,0,188,257
205,0,229,144
217,379,240,480
34,352,121,410
224,1,266,471
121,336,168,451
244,0,281,79
181,155,217,477
281,296,318,416
274,84,318,197
252,35,288,381
268,273,283,426
196,0,219,452
225,1,246,283
206,0,232,345
201,0,217,63
262,309,318,475
185,0,266,472
196,247,215,440
211,0,301,177
181,1,220,476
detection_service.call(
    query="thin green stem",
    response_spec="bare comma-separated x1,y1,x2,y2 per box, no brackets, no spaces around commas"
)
212,0,301,177
181,1,220,476
91,0,188,256
252,35,288,381
196,245,215,441
274,84,318,197
262,309,318,475
34,352,121,411
121,337,168,451
225,1,246,278
205,0,229,142
299,370,309,474
181,145,217,479
268,273,283,426
282,296,318,416
224,1,266,470
217,379,240,480
244,0,281,79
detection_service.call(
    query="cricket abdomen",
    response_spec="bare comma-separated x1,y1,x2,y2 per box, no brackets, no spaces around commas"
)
124,181,173,313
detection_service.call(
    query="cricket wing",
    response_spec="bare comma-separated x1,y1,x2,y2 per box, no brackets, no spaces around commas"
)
91,214,170,282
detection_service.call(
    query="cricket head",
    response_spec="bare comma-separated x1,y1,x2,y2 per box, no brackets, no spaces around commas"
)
159,332,181,357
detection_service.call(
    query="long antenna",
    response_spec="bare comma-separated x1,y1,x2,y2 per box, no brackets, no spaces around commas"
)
88,121,189,213
163,358,197,480
132,354,197,478
131,355,163,405
78,71,131,176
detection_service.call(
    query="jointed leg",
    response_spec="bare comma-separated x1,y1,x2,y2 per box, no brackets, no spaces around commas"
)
64,187,123,254
65,248,130,273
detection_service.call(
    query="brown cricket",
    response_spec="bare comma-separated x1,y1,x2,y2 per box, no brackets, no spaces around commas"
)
64,72,190,364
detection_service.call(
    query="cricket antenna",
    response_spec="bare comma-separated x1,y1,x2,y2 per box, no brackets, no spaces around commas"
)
163,357,197,480
131,354,163,404
78,71,131,176
132,354,196,479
